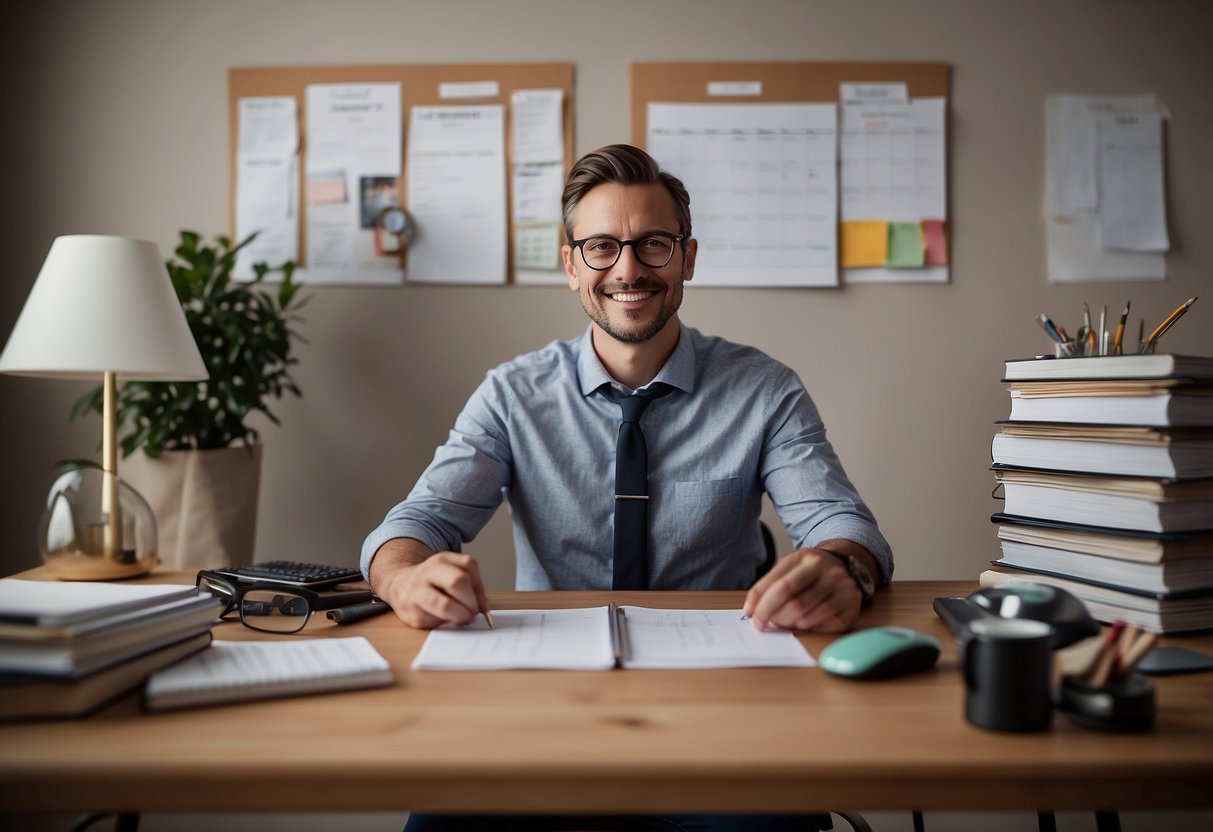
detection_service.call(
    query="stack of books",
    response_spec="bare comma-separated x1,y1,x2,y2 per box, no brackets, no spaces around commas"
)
0,579,223,719
985,353,1213,633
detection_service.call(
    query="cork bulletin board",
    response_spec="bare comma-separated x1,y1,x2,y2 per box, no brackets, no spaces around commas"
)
632,62,952,286
228,62,574,284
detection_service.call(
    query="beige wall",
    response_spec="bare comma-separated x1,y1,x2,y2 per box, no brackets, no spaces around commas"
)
2,0,1211,593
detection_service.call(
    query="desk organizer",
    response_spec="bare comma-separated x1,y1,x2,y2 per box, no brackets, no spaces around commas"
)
1056,673,1155,732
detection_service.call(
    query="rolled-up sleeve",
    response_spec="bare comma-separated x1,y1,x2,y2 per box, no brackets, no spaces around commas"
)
360,374,514,579
760,368,894,584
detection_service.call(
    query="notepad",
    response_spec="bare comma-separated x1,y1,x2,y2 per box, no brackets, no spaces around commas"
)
410,606,816,671
143,636,393,711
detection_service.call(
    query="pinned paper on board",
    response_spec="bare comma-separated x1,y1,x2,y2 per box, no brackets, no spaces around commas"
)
1044,94,1168,284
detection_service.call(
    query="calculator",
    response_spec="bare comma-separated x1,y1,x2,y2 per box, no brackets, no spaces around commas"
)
214,560,364,589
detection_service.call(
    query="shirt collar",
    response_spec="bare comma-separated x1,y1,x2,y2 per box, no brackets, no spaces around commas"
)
575,322,696,397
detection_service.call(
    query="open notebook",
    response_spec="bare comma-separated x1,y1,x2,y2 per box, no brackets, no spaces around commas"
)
411,605,816,671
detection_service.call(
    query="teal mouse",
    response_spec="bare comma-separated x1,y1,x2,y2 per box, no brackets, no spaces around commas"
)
820,626,941,680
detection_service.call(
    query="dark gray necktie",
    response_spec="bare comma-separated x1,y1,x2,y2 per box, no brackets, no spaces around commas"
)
602,383,673,590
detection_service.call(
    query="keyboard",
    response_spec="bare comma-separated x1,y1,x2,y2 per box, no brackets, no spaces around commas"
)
215,560,363,589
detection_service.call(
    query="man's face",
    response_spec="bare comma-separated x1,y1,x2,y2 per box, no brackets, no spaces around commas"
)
562,182,696,344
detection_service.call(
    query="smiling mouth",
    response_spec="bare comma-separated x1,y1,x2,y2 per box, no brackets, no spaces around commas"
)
601,284,661,303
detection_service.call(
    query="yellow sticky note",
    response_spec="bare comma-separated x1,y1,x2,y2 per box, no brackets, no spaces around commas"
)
840,221,888,268
886,222,925,268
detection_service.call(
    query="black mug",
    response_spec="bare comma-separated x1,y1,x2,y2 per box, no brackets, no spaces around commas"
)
963,618,1054,732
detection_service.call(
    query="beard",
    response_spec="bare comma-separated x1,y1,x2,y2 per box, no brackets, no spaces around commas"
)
580,278,684,344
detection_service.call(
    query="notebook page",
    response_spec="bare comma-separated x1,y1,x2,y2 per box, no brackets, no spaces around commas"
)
144,636,392,709
620,607,816,669
411,607,614,670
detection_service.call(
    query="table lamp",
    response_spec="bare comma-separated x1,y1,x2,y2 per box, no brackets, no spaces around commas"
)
0,235,208,579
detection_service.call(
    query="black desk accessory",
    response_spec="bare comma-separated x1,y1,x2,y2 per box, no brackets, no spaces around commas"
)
934,583,1099,649
214,560,362,590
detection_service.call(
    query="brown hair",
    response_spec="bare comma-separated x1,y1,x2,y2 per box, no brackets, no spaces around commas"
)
561,144,692,241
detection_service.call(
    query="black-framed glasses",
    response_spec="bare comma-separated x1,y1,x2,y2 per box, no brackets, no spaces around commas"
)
570,232,685,271
196,570,372,634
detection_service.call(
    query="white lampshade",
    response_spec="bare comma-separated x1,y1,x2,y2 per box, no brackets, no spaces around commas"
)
1,235,208,581
0,235,207,380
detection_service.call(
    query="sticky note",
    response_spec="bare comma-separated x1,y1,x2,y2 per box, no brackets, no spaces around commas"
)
886,222,925,267
307,171,347,205
922,219,948,266
840,220,888,268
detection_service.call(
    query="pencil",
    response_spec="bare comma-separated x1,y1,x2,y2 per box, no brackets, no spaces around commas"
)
1112,302,1130,356
1098,304,1107,355
1087,619,1125,687
1118,631,1159,679
482,608,496,629
1145,296,1198,346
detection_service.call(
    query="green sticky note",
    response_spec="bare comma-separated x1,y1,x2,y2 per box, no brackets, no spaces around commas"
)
886,222,925,268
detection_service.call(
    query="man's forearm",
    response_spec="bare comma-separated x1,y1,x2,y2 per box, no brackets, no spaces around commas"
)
368,537,436,594
814,538,883,589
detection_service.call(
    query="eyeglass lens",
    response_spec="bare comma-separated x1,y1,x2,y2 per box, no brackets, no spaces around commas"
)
579,235,678,270
239,588,312,633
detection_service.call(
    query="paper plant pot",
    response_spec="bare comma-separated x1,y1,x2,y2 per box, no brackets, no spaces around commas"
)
120,444,262,570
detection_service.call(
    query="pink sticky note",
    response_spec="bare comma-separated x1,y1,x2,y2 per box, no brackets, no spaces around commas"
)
922,219,948,266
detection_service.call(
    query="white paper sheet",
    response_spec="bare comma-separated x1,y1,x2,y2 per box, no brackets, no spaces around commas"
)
620,608,816,670
510,88,564,165
412,607,615,671
648,102,839,287
1044,94,1167,283
1097,112,1168,251
303,83,403,285
406,104,507,284
235,97,299,279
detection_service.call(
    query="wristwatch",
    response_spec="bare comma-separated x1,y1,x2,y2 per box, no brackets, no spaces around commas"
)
821,548,876,607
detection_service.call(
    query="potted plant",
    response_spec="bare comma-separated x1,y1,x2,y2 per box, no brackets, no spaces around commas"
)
72,230,308,568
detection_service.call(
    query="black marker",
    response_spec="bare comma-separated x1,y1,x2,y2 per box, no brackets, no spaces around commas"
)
327,599,391,625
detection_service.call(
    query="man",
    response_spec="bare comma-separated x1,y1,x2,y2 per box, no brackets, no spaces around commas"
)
362,144,892,830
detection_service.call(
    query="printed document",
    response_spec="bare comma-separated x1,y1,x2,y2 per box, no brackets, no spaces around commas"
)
407,105,508,284
234,96,299,279
647,102,839,287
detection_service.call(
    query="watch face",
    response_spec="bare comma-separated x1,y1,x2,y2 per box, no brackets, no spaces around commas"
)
381,208,408,234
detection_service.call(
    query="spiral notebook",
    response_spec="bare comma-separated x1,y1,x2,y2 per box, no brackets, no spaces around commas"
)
143,636,393,711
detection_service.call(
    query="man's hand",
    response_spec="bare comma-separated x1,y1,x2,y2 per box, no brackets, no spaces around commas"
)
369,538,491,629
743,540,876,633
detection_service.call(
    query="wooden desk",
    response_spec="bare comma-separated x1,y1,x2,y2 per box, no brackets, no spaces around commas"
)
0,578,1210,814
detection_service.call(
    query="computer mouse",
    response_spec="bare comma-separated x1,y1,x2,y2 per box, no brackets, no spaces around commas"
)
819,626,941,680
967,583,1099,648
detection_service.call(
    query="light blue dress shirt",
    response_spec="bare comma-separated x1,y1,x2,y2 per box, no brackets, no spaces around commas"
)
361,323,892,590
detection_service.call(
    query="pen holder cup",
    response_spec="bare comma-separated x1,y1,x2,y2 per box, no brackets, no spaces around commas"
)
1056,673,1155,732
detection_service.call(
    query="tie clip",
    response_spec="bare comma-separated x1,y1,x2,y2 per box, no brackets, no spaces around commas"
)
615,494,649,501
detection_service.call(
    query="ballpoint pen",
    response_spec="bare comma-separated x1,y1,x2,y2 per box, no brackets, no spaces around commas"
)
1112,301,1130,356
1144,296,1198,348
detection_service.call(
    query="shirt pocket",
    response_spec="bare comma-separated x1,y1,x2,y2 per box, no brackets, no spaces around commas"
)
667,476,748,552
